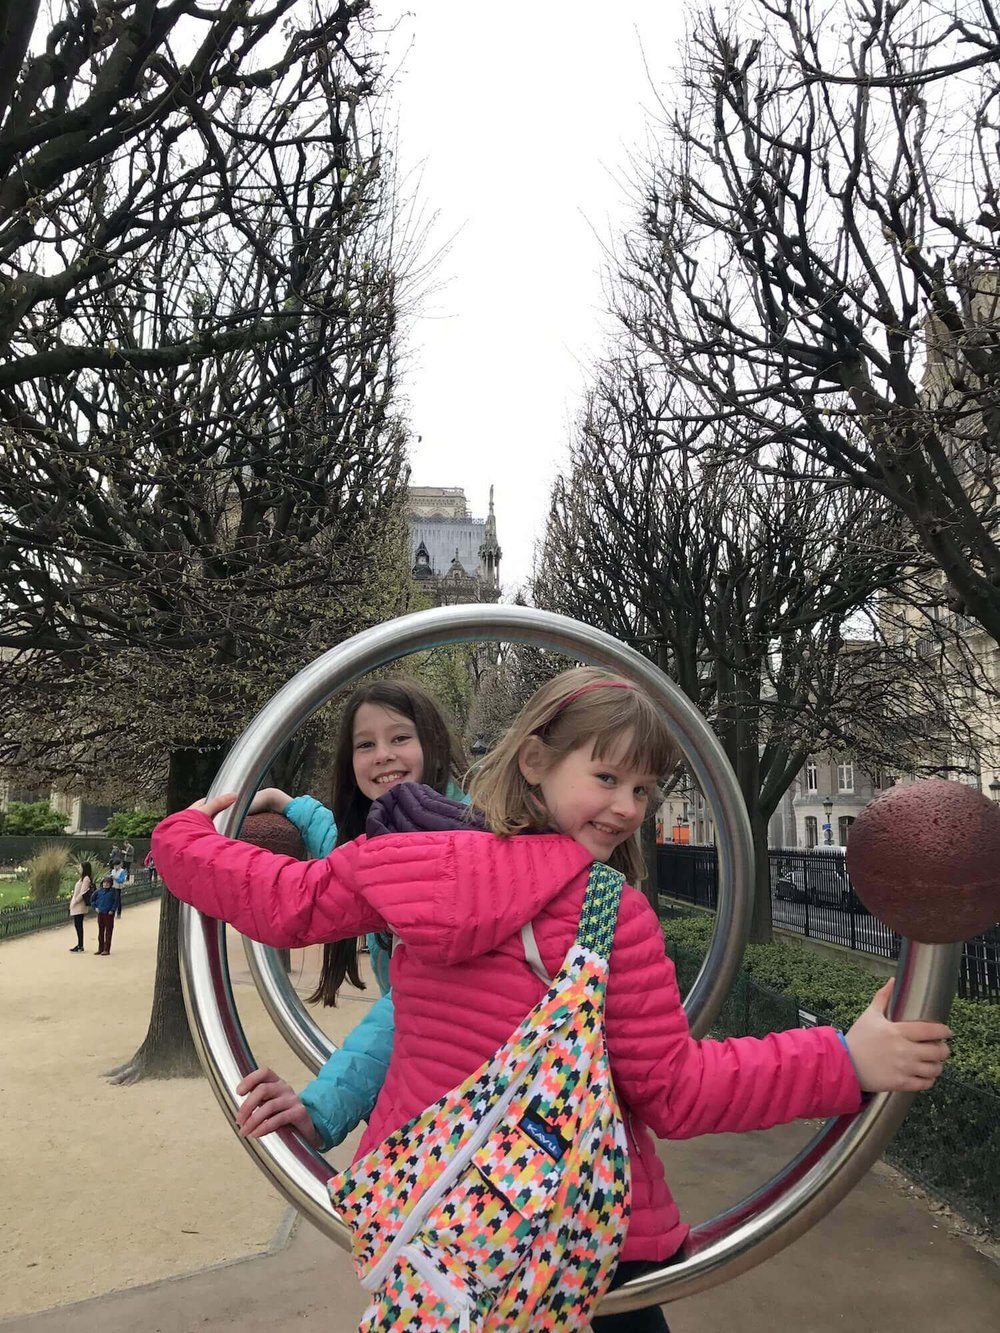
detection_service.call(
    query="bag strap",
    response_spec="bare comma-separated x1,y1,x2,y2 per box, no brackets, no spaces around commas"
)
520,862,625,979
575,862,625,959
520,922,551,984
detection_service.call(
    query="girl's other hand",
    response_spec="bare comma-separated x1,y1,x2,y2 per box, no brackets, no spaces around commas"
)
187,793,238,819
844,979,952,1093
248,788,293,816
235,1067,323,1149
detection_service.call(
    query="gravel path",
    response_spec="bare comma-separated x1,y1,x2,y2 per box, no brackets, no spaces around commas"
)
0,901,371,1319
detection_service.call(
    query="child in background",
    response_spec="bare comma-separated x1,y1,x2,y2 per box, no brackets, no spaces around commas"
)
152,668,951,1332
236,678,466,1151
112,862,127,918
92,875,117,955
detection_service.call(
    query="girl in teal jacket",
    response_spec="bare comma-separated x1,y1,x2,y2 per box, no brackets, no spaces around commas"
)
234,679,467,1151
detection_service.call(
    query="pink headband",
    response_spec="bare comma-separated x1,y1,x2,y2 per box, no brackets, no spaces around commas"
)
551,679,637,718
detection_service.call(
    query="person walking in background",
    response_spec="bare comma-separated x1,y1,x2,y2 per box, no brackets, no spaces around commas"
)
112,861,127,918
93,875,117,955
143,849,157,885
68,862,92,953
108,843,121,871
121,840,134,880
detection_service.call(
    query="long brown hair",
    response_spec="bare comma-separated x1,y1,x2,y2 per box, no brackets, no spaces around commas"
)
309,678,466,1006
468,666,676,883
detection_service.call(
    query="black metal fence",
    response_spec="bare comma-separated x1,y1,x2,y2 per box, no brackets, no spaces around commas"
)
657,842,1000,1002
665,935,1000,1235
0,870,161,941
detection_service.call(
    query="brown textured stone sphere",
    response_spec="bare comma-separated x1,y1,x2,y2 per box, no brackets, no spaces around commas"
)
846,778,1000,942
239,812,307,861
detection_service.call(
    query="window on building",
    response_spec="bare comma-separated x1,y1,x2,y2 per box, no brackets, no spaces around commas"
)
805,761,818,793
804,816,818,848
870,768,883,789
838,815,855,846
947,752,981,789
837,761,854,793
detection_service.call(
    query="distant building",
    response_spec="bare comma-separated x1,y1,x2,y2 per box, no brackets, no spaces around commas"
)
792,755,886,848
0,779,115,834
407,485,502,605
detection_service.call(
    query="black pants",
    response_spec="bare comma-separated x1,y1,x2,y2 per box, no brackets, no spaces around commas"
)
591,1261,671,1332
71,915,84,949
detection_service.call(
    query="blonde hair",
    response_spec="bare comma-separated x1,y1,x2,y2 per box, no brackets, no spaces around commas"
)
467,666,677,882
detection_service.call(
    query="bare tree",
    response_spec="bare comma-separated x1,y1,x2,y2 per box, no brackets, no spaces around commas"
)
0,0,416,1080
615,0,1000,646
535,357,965,940
0,0,386,390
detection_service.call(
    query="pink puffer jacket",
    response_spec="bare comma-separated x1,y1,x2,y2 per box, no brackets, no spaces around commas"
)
153,811,862,1262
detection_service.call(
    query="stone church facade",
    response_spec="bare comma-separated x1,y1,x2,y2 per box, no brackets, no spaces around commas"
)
407,485,502,604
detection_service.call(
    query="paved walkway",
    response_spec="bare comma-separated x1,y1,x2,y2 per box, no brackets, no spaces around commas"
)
3,1123,998,1331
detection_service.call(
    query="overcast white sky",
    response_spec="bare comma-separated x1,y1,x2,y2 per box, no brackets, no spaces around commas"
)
377,3,687,591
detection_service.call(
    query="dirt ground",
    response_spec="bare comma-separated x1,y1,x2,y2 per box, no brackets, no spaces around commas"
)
0,901,371,1319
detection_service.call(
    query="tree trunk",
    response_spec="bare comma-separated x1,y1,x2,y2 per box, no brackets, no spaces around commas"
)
639,816,660,911
748,805,774,945
105,744,226,1085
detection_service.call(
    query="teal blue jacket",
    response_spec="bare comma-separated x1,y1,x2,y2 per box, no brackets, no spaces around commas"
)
283,785,465,1151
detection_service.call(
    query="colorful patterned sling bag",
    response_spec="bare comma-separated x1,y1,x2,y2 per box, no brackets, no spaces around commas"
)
327,860,631,1332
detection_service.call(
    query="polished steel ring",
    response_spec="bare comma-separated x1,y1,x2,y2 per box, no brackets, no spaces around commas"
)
178,604,959,1311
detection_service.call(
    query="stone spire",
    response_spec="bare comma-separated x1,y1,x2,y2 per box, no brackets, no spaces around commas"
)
478,484,502,588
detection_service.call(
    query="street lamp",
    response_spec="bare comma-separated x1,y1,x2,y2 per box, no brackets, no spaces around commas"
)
822,796,833,846
990,777,1000,805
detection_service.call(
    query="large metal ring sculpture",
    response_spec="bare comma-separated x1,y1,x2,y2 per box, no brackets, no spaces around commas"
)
179,605,960,1314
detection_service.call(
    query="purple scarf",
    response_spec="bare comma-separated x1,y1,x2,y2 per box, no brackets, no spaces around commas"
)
365,782,487,839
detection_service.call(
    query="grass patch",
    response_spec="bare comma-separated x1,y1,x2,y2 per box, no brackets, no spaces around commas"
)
0,876,74,909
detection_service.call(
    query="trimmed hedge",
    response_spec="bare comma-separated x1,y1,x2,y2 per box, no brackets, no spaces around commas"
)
0,835,151,870
663,913,1000,1091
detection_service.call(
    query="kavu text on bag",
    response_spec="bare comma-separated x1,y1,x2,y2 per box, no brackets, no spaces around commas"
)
328,861,631,1332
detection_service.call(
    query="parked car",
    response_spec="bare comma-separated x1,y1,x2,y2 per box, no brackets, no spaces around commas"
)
772,856,865,912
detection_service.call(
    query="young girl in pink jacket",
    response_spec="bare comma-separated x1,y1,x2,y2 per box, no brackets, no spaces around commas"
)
152,668,951,1333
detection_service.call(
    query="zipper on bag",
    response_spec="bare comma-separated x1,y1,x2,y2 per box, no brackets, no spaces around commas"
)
397,1242,477,1331
362,1065,545,1291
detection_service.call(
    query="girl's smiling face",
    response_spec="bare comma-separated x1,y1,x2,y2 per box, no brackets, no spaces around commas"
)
518,734,656,862
351,702,425,801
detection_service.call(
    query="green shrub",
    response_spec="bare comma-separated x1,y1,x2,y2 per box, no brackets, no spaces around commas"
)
26,843,75,904
662,912,1000,1091
4,800,69,836
105,809,164,839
